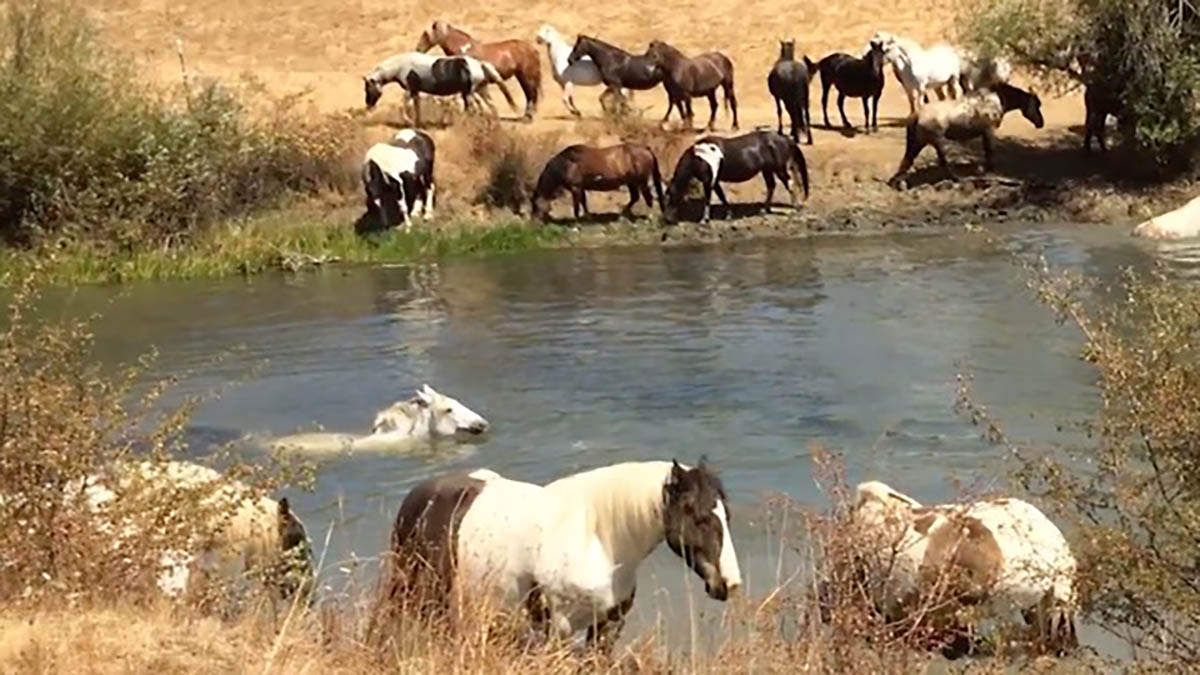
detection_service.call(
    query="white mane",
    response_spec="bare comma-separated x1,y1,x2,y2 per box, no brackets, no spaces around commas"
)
544,461,675,560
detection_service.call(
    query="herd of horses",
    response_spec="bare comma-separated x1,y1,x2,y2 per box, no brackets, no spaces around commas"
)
54,384,1082,660
359,22,1071,227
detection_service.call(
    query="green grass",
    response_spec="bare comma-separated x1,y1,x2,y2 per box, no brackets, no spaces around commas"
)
0,205,569,286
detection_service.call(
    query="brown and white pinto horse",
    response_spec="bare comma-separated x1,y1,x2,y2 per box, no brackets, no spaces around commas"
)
416,20,542,121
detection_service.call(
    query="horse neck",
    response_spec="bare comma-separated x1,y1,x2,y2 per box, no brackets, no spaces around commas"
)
994,84,1027,113
443,29,472,53
544,461,670,564
546,35,572,68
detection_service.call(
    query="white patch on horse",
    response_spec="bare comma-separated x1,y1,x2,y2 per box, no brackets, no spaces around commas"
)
393,129,417,143
469,468,502,482
365,143,419,228
713,499,742,589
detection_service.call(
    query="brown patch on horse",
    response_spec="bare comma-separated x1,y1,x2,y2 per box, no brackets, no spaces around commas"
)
920,513,1003,605
420,21,542,118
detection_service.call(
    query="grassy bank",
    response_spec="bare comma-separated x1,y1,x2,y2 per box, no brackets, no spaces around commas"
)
0,206,569,285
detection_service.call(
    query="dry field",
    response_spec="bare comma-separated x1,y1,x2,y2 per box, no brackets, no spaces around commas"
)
83,0,1125,224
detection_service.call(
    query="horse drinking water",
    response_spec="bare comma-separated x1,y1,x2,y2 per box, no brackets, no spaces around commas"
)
362,138,433,231
567,35,665,116
664,130,810,224
536,24,610,117
645,40,739,131
887,82,1043,188
817,41,886,133
530,143,664,221
768,39,816,145
362,52,517,127
383,460,741,649
416,21,542,121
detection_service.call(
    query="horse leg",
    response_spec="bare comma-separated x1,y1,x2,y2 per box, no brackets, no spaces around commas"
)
726,82,739,130
517,72,537,121
706,91,718,131
700,181,714,224
803,92,814,145
640,181,654,209
412,91,423,128
933,138,957,182
571,189,582,219
837,93,851,129
586,590,636,654
762,170,777,213
776,165,797,208
579,189,590,217
981,129,996,172
775,96,784,136
712,182,730,219
821,81,832,129
861,96,871,134
623,182,639,217
872,93,881,131
563,82,581,117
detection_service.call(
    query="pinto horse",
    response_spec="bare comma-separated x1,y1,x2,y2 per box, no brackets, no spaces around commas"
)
567,35,665,114
664,130,810,224
888,82,1043,188
645,40,738,131
768,39,816,145
817,41,886,132
382,460,741,650
416,20,542,121
363,52,517,127
530,143,664,221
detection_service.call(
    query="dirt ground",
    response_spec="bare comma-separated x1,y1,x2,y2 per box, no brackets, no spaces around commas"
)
88,0,1194,239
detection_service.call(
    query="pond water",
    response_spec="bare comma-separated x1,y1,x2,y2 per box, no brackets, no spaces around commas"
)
59,222,1197,655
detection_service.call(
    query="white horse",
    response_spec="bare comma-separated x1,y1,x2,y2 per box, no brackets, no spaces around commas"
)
871,32,964,116
386,460,741,648
535,24,617,116
269,384,489,454
848,480,1078,656
1133,195,1200,240
956,49,1013,93
77,460,313,602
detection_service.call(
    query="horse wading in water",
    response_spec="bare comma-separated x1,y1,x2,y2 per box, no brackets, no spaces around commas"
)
665,131,810,224
531,143,664,221
382,460,741,649
416,21,542,121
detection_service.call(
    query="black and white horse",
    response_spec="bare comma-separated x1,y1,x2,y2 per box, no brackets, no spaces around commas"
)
361,131,435,230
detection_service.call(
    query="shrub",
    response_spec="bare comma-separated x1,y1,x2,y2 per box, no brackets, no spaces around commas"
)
0,0,357,246
462,116,555,215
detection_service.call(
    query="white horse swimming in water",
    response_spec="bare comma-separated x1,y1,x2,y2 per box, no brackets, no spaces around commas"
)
844,480,1078,657
269,384,489,454
1133,195,1200,240
535,24,619,116
384,460,741,649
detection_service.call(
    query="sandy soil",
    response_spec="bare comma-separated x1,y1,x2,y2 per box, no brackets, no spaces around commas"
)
87,0,1193,237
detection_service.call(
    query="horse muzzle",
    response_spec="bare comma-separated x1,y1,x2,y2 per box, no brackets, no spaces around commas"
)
460,421,490,435
705,578,739,601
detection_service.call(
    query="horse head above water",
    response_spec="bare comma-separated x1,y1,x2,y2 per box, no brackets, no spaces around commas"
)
371,383,489,438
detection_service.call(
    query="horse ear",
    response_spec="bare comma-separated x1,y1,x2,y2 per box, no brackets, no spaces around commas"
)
278,497,291,518
415,385,434,406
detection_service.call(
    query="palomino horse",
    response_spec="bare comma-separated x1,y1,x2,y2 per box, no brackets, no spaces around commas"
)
645,40,739,131
664,130,810,224
844,481,1078,658
79,460,313,604
530,143,664,221
269,384,489,454
817,41,886,132
887,82,1043,188
363,52,517,127
383,460,741,649
416,21,542,121
871,32,964,115
768,39,816,145
567,35,665,115
362,133,435,230
536,24,612,117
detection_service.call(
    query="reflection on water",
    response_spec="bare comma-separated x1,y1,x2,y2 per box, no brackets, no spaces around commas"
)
51,222,1184,654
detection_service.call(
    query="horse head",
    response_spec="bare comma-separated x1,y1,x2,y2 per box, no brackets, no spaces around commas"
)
363,76,383,109
779,39,796,61
372,384,489,438
415,30,437,53
535,24,557,46
431,20,451,40
567,35,591,64
1023,89,1045,128
662,459,741,601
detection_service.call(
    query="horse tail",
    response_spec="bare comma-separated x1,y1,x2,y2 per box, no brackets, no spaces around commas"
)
481,61,519,111
788,141,810,201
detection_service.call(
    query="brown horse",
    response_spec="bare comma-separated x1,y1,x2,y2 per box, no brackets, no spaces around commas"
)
531,143,665,222
645,40,738,131
417,20,542,121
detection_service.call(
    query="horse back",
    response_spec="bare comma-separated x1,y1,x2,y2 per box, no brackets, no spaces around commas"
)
471,40,540,79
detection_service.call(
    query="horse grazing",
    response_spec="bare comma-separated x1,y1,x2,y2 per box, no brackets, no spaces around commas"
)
362,140,432,231
362,52,517,127
416,21,542,121
382,460,741,649
79,460,313,605
888,82,1043,187
843,481,1078,658
817,41,886,132
270,384,490,454
1133,195,1200,240
768,39,816,145
567,35,665,113
645,40,738,131
531,143,664,221
871,32,964,116
536,24,610,117
664,130,810,224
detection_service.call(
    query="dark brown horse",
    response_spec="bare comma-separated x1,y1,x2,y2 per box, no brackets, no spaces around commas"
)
644,40,738,131
416,20,542,121
531,143,664,221
817,42,886,133
567,35,665,114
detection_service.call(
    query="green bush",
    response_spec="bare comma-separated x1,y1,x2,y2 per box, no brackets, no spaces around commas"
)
959,0,1200,173
0,0,356,246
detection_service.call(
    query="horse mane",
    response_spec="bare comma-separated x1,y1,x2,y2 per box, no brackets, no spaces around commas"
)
544,461,674,555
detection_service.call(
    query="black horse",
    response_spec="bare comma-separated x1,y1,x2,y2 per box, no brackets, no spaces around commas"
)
768,39,816,145
816,41,886,133
567,35,664,112
664,130,810,224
